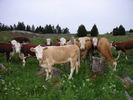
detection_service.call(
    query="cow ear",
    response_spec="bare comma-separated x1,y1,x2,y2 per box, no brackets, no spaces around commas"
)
30,47,35,52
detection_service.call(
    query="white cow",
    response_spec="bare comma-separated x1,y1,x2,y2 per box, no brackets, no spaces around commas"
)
30,45,80,80
60,37,67,46
46,38,51,46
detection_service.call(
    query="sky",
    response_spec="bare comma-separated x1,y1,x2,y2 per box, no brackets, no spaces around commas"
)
0,0,133,34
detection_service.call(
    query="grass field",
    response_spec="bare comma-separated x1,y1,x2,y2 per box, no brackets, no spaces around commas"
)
0,31,133,100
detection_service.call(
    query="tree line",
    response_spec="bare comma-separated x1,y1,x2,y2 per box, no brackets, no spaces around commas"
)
0,22,132,36
76,24,133,37
0,22,70,34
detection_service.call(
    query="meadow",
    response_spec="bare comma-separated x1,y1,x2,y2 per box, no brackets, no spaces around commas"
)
0,31,133,100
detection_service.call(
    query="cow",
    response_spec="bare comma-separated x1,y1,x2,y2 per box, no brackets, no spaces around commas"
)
12,36,30,44
0,43,14,61
11,40,38,66
76,37,117,70
96,38,117,70
75,37,93,61
59,37,67,46
30,45,80,80
45,38,52,46
111,40,133,60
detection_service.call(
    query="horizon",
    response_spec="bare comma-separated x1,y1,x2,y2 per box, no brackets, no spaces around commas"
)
0,0,133,34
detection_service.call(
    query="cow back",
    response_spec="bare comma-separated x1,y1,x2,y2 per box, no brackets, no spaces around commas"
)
0,43,13,53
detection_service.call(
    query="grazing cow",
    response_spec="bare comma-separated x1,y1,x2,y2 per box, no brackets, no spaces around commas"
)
76,37,117,70
111,40,133,60
11,40,37,66
12,36,30,44
30,45,80,80
45,38,52,46
96,38,117,70
0,43,14,61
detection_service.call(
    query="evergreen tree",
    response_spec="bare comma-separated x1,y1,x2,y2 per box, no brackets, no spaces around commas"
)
16,22,25,30
77,24,87,37
113,27,119,36
0,23,2,31
113,25,126,36
26,25,31,31
31,25,35,32
13,24,17,30
118,25,126,35
35,26,43,33
10,25,13,30
129,29,133,33
90,24,99,37
62,28,70,34
56,25,62,34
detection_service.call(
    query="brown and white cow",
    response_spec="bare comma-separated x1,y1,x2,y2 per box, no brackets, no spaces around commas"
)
96,38,117,70
75,37,93,61
12,36,30,44
30,45,80,80
111,40,133,60
11,40,38,66
0,43,14,61
45,38,52,46
76,37,117,70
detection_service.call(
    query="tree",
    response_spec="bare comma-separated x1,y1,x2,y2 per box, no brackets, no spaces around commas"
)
56,25,62,34
31,25,35,32
129,29,133,33
90,24,99,37
62,28,70,34
77,24,87,37
13,24,17,30
112,25,126,36
16,22,25,30
10,25,13,30
113,27,119,36
26,25,31,31
118,25,126,35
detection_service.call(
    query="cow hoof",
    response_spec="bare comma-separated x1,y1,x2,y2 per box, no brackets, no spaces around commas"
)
68,77,73,80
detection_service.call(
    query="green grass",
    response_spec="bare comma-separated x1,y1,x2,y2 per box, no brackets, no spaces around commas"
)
0,31,133,100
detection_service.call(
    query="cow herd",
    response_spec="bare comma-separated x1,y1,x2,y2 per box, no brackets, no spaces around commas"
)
0,36,133,80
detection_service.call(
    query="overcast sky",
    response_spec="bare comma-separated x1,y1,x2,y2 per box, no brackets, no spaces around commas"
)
0,0,133,34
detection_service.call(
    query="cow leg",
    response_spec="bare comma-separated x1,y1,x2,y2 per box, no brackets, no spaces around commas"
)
68,61,75,79
113,61,117,71
123,52,128,60
117,51,121,60
9,52,14,60
48,67,53,79
22,57,26,67
75,57,80,74
45,68,49,80
19,53,26,67
6,52,10,61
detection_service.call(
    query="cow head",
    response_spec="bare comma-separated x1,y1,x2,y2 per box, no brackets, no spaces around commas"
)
92,37,98,48
30,45,46,60
11,40,21,53
46,38,51,45
60,37,66,46
78,38,86,50
76,37,92,50
111,41,117,49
